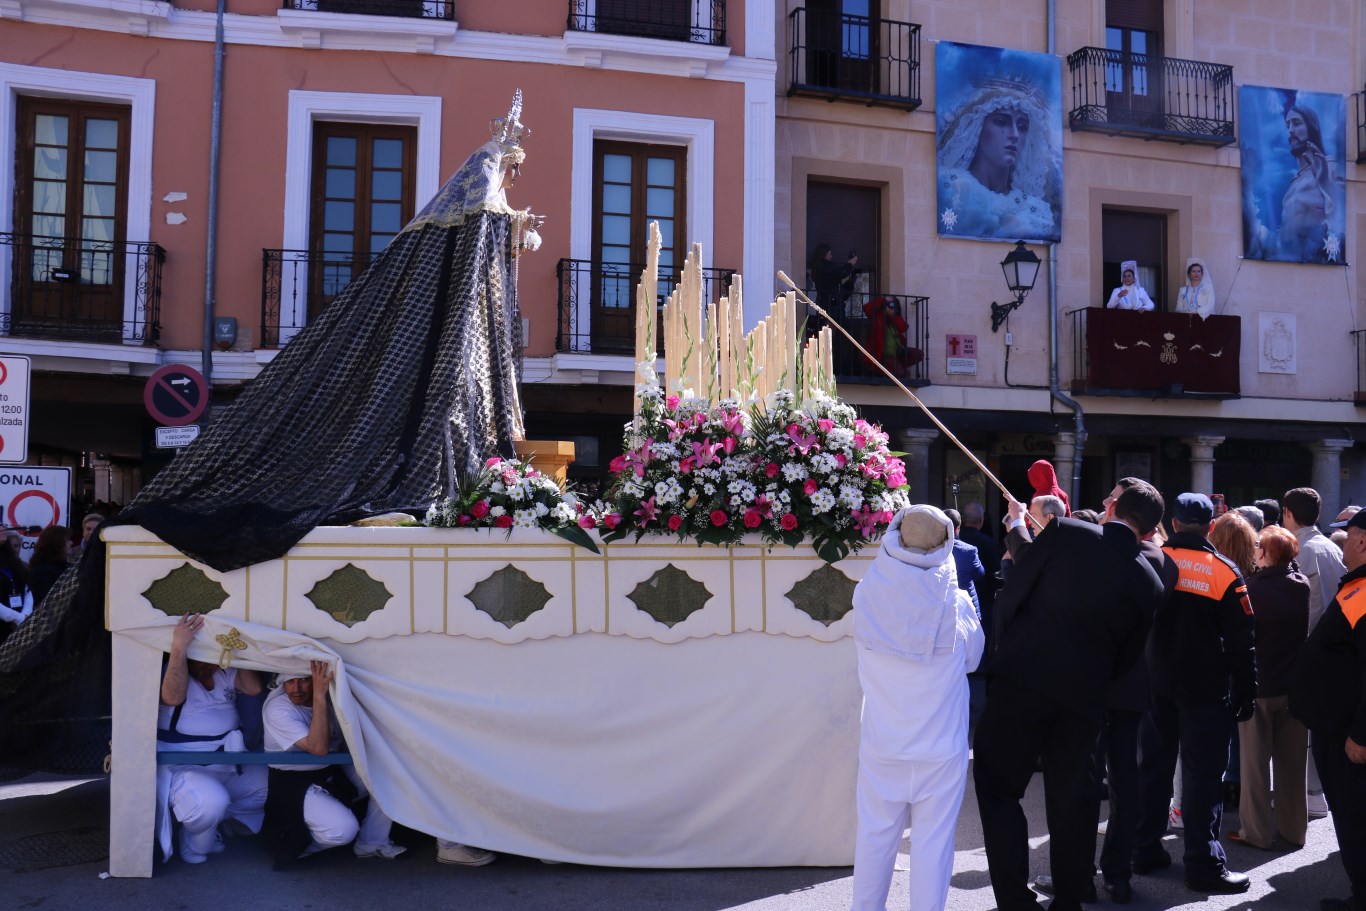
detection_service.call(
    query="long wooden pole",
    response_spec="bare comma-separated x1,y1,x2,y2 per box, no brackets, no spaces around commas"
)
777,271,1041,528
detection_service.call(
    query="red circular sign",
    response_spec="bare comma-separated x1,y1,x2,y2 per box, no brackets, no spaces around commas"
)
8,489,60,528
144,364,209,427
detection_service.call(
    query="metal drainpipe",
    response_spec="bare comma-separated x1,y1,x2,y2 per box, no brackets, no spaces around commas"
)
201,0,226,391
1045,0,1086,502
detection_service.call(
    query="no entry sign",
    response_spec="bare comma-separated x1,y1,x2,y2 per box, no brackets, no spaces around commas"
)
144,364,208,427
0,354,32,463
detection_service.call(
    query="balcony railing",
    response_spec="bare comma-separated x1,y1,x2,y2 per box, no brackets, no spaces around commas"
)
556,258,735,354
262,248,377,349
1069,306,1240,398
1066,47,1235,146
1,233,163,345
568,0,725,45
282,0,454,18
826,292,929,386
1353,329,1366,405
787,7,921,109
1355,88,1366,163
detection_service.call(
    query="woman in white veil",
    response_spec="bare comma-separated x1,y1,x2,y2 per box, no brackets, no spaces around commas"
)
1176,258,1214,318
1106,260,1155,311
937,77,1060,239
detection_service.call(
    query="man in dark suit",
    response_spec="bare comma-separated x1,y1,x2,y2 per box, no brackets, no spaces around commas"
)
974,482,1167,911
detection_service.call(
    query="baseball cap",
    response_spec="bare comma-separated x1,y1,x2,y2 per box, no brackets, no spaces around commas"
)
1172,492,1214,525
1330,510,1366,532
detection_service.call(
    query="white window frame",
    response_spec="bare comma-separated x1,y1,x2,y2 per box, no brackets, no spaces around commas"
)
281,90,441,344
0,63,155,346
570,108,713,354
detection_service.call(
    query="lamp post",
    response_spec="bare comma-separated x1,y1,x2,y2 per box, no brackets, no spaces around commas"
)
990,241,1042,333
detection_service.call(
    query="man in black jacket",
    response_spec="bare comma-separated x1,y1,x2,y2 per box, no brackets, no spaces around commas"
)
974,483,1165,911
1291,509,1366,911
1133,492,1256,894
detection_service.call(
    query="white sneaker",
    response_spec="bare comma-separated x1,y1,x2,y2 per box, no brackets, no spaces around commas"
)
355,841,408,859
1307,791,1330,819
436,842,496,866
1168,805,1184,829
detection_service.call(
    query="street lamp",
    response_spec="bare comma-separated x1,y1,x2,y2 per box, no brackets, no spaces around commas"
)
990,241,1042,333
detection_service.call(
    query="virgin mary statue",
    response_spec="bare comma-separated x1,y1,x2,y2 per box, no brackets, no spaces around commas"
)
122,92,542,572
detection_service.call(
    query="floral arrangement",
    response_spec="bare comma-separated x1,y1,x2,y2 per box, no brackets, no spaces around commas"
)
424,456,598,553
595,376,910,563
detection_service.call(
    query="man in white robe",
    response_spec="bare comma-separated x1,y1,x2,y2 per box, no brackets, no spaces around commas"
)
851,505,985,911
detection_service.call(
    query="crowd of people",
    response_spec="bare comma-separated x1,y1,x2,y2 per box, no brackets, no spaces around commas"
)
850,461,1364,911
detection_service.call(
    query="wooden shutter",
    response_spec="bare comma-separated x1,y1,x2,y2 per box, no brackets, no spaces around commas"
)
1106,0,1162,31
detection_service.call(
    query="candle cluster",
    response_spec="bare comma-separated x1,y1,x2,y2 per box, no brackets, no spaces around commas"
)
634,223,836,410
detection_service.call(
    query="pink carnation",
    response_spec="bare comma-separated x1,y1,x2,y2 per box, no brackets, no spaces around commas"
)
604,513,622,530
578,516,597,530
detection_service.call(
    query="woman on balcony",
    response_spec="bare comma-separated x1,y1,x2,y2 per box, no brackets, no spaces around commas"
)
862,296,923,378
1176,259,1215,319
1106,261,1155,311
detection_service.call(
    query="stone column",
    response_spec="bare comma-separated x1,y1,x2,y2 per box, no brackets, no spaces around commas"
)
1307,439,1354,528
1052,431,1077,506
1181,435,1225,495
896,428,939,507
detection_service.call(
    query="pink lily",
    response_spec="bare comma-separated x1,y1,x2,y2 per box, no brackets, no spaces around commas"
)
624,440,653,478
834,453,848,468
753,495,773,518
852,505,880,538
787,425,820,456
634,496,661,527
720,410,744,435
678,456,696,475
691,437,722,467
817,418,835,432
722,436,737,454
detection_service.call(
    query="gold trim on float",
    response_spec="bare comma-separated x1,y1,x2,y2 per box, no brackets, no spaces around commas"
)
409,547,416,633
104,543,112,631
244,565,251,622
728,545,736,633
281,557,289,629
760,547,768,632
569,545,578,634
603,550,611,635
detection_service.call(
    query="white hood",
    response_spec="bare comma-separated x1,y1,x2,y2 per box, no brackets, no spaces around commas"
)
852,505,965,660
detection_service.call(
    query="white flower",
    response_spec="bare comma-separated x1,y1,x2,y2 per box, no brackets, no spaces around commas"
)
490,481,506,494
550,502,576,523
703,483,717,495
813,452,840,475
781,462,808,482
810,488,836,514
533,502,550,518
424,503,440,524
827,428,854,449
655,477,684,505
838,483,864,510
513,509,538,528
489,505,507,518
623,480,645,498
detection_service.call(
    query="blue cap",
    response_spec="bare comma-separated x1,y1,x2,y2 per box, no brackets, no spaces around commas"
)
1173,492,1214,525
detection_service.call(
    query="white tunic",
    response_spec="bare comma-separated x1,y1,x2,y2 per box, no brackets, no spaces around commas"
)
263,685,342,771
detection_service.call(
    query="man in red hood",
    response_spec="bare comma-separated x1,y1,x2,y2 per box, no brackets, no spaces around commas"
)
1028,459,1071,516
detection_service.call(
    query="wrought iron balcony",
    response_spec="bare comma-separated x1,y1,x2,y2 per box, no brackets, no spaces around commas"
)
261,248,376,349
826,291,929,386
787,7,921,110
1069,306,1240,398
283,0,454,19
567,0,725,45
1,232,163,345
1066,47,1234,146
1355,87,1366,163
1353,329,1366,405
555,258,735,355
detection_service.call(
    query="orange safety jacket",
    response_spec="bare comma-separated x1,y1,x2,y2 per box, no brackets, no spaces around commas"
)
1146,532,1256,703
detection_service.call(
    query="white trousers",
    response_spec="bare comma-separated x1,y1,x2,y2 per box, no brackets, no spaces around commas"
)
302,767,393,851
168,765,268,862
851,750,968,911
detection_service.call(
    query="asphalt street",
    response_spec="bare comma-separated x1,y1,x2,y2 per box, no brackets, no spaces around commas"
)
0,764,1350,911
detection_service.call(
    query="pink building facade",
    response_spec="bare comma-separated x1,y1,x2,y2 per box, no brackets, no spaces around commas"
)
0,0,774,506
